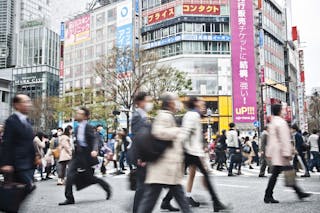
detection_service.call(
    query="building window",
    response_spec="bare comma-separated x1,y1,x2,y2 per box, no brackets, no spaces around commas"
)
1,91,8,103
96,12,105,27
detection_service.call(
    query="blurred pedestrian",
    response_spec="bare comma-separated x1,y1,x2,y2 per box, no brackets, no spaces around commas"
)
0,124,4,144
96,125,107,175
0,94,36,208
181,97,229,212
57,125,73,185
130,92,153,213
119,128,133,172
308,130,320,172
242,136,254,169
215,130,227,171
34,132,46,180
137,93,191,213
58,107,111,205
252,135,259,166
264,104,311,203
259,126,270,177
227,123,241,176
292,124,310,177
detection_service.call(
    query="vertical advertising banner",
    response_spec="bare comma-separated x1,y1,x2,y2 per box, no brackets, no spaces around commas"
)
231,0,257,123
116,0,133,75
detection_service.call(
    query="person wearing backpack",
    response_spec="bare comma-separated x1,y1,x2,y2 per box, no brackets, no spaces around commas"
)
137,92,191,213
242,136,254,169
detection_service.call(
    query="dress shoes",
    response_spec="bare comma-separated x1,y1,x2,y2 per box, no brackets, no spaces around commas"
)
264,197,279,204
58,200,75,206
160,201,180,212
298,192,311,200
301,173,310,178
214,201,232,212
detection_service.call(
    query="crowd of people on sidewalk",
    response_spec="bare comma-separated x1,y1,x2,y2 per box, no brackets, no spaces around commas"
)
0,93,317,212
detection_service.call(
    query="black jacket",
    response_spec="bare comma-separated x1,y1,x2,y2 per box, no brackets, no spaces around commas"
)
1,114,35,171
74,123,98,167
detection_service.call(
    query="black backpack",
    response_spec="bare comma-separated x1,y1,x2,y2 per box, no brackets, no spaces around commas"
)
134,123,173,162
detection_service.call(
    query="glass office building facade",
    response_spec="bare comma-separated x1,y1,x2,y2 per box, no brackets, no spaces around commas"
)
141,0,231,96
0,0,16,68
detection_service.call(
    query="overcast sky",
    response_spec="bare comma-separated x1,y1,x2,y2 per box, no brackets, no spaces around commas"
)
290,0,320,94
50,0,319,94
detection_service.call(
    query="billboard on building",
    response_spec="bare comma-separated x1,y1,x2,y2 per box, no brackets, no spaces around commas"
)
148,7,175,25
230,0,257,123
65,14,90,46
183,4,220,15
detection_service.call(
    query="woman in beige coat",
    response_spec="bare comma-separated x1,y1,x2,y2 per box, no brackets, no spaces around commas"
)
57,125,73,185
264,104,310,203
137,92,191,213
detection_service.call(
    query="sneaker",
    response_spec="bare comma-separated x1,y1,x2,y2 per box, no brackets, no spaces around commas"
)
187,197,200,207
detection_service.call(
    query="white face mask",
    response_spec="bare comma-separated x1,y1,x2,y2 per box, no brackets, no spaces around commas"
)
144,102,154,112
175,100,182,112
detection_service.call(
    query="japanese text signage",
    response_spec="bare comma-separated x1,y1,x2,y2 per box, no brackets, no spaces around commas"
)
116,0,133,74
183,4,220,15
231,0,257,123
65,14,90,46
148,7,175,25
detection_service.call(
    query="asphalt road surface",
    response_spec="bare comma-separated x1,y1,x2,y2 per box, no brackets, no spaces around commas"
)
17,166,320,213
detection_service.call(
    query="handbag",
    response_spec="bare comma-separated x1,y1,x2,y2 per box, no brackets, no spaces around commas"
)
34,153,42,166
0,180,27,212
283,166,296,187
52,148,60,159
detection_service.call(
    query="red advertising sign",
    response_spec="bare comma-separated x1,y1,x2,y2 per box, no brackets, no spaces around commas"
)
59,60,64,78
148,7,175,25
65,14,91,46
183,4,220,15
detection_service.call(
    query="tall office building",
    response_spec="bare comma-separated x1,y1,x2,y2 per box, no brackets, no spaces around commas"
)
141,0,232,132
62,0,137,123
0,0,16,68
256,0,287,126
19,0,51,24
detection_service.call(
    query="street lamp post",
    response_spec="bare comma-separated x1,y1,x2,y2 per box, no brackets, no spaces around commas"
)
207,108,212,143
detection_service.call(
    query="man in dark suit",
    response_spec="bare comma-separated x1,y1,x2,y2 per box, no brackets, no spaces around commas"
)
1,94,36,194
59,107,111,205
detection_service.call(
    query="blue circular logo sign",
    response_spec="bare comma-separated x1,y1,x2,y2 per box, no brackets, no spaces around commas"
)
121,6,128,17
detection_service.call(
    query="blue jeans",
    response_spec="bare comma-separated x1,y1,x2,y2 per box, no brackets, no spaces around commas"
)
120,151,132,170
309,151,320,171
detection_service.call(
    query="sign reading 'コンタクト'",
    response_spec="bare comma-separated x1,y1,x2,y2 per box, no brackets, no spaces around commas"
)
183,4,220,15
148,7,175,25
231,0,257,123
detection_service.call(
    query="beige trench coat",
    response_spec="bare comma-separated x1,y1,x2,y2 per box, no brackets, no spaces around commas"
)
145,110,184,185
58,135,72,162
266,116,293,166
